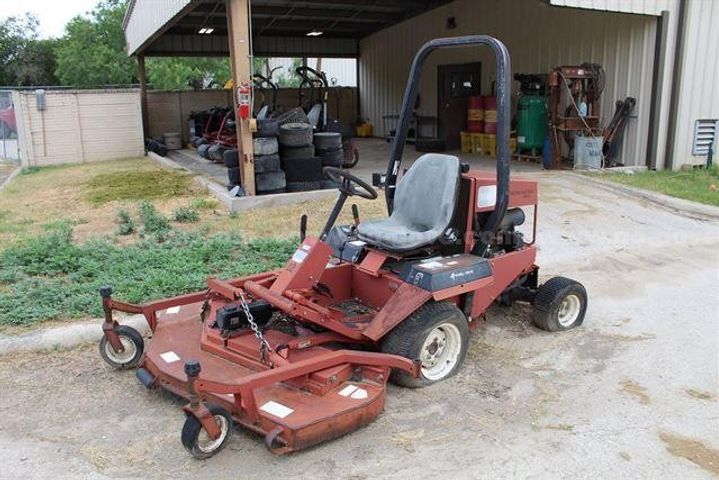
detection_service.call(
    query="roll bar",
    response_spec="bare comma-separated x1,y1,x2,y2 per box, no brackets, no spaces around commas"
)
385,35,512,235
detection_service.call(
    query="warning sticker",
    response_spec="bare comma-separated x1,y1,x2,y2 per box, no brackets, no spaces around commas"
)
338,385,358,397
260,401,294,419
166,306,180,314
160,351,180,363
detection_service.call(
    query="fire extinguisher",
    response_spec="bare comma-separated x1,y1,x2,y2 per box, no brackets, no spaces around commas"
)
237,82,251,119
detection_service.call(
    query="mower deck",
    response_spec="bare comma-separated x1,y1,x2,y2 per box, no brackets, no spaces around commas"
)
140,303,391,453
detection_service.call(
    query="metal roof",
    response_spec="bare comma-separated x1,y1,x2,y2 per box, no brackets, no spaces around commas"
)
124,0,452,57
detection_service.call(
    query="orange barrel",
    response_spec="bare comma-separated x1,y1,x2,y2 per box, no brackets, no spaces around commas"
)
483,95,497,134
467,95,484,133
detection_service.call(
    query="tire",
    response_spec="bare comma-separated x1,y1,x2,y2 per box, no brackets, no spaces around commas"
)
193,137,207,148
282,156,323,182
532,277,588,332
227,167,241,185
255,153,280,173
99,325,144,370
382,302,469,388
415,138,446,153
255,119,279,138
276,107,310,126
208,144,225,162
256,170,286,192
319,148,344,167
197,143,210,159
223,149,239,168
181,404,233,459
313,132,342,151
281,144,315,160
279,122,313,147
287,180,321,192
253,137,278,156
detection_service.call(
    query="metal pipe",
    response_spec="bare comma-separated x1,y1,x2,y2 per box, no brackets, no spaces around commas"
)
385,35,511,235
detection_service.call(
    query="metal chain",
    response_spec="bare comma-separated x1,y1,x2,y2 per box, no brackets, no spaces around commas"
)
236,289,272,363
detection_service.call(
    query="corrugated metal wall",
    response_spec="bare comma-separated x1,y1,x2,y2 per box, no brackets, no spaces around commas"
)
359,0,658,166
549,0,676,16
124,0,192,55
671,0,719,166
13,90,145,167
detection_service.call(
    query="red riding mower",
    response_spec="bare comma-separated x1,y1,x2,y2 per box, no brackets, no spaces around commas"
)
296,65,360,169
99,36,587,459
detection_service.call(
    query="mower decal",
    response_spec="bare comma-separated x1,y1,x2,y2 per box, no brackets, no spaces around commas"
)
166,306,181,314
477,185,497,208
291,249,308,263
338,385,358,397
260,401,294,419
160,351,181,363
350,388,368,400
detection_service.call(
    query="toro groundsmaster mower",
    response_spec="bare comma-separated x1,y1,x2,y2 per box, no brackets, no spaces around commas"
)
98,36,587,459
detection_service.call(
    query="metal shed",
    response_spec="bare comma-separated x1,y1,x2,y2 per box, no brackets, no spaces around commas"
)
123,0,719,195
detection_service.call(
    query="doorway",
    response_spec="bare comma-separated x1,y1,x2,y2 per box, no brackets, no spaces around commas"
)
437,62,481,150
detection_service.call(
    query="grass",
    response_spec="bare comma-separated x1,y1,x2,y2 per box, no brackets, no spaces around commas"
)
594,165,719,207
0,222,296,326
0,157,388,328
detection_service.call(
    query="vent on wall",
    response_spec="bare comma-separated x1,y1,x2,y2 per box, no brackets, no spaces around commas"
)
692,119,718,156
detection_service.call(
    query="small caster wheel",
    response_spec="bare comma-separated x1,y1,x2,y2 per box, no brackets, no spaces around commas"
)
532,276,588,332
181,404,233,459
99,325,144,369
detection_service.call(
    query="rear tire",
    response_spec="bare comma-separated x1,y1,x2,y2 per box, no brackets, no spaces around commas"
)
382,302,469,388
181,404,232,459
532,277,587,332
99,325,144,369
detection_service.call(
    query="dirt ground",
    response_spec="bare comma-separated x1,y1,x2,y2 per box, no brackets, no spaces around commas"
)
1,172,718,479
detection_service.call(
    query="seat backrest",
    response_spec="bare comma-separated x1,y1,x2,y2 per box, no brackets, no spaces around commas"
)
392,153,460,232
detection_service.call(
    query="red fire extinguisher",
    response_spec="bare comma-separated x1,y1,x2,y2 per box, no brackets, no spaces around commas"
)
237,82,251,119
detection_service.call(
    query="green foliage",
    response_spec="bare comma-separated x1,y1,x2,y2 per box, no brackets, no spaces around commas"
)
0,224,296,325
594,165,719,207
116,209,135,235
84,169,193,205
190,197,219,210
138,201,170,239
147,57,231,91
172,206,199,223
0,13,58,86
55,0,136,87
21,166,42,175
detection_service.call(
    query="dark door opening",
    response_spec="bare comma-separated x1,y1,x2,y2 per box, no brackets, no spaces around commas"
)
438,62,481,150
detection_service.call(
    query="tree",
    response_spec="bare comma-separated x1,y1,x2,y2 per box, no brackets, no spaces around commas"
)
55,0,136,87
0,13,58,86
147,57,231,91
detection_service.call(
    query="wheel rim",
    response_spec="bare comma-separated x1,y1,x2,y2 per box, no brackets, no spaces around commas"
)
557,294,582,327
104,335,137,364
197,415,229,453
420,323,462,381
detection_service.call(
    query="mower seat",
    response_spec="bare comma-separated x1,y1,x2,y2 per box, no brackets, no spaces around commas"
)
357,154,460,252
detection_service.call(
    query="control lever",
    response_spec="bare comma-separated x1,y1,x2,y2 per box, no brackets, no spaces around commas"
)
300,214,307,242
351,204,360,226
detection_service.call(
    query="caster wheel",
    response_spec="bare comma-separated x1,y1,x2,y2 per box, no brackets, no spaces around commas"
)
532,276,588,332
181,404,233,459
99,325,144,369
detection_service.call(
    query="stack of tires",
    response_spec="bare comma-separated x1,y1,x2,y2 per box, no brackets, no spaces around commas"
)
224,119,286,195
279,123,323,192
314,132,343,189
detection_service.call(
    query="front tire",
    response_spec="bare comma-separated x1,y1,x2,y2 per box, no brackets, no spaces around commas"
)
99,325,144,369
181,404,233,459
532,276,587,332
382,302,469,388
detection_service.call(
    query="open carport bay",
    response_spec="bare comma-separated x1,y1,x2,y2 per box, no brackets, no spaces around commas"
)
1,171,717,479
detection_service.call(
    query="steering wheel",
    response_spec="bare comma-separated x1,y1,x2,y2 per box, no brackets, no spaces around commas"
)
324,167,377,200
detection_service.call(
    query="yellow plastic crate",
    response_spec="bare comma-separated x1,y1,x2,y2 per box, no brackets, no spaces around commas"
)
460,131,473,153
510,137,517,154
470,133,484,154
481,134,496,156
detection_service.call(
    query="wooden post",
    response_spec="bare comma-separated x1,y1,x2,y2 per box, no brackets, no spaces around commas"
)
226,0,256,195
137,53,149,140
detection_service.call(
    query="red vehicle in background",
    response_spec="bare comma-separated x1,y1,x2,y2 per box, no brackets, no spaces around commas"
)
0,105,16,137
